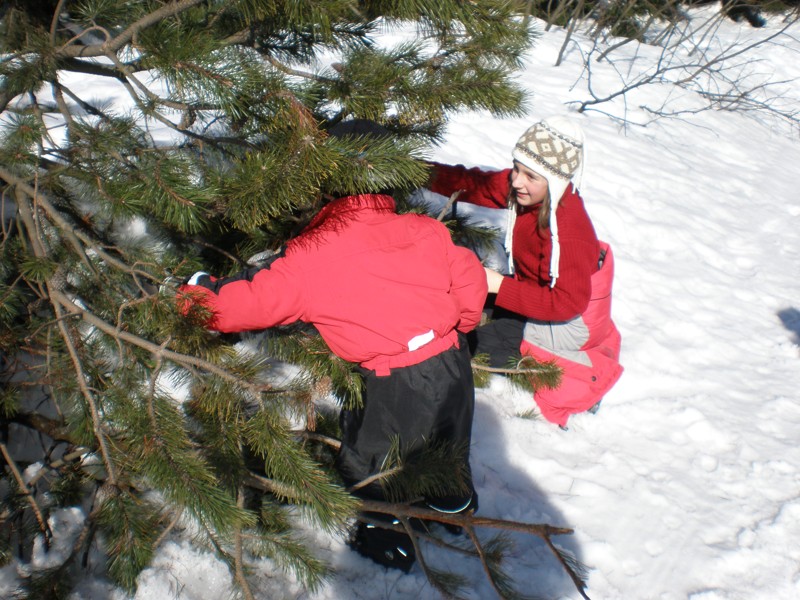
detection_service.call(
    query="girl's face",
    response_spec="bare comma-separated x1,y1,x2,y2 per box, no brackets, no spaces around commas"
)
511,161,549,207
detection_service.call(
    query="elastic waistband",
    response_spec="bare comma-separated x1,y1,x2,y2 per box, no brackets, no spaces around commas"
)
361,330,459,376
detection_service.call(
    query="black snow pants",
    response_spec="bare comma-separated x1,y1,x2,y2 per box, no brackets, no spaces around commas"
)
467,306,527,368
335,335,476,511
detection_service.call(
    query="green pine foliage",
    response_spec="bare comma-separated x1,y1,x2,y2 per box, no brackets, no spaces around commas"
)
480,534,546,600
471,352,496,388
507,354,563,393
425,566,471,598
379,436,473,504
242,520,333,592
471,350,562,393
94,492,163,593
0,0,537,596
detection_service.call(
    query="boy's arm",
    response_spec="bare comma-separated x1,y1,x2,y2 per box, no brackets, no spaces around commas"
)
447,243,489,333
178,258,304,333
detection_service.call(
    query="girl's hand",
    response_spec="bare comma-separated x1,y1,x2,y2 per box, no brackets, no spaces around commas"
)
484,267,505,294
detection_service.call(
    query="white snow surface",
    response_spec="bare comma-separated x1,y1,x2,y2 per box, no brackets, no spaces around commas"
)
3,9,800,600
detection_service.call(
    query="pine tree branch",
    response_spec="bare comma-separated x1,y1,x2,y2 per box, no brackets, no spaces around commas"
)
294,430,341,450
27,447,92,488
51,81,77,134
106,55,197,134
18,504,97,595
347,466,404,494
58,79,245,152
29,96,63,156
7,280,571,599
51,299,120,486
542,535,591,600
104,49,199,113
357,499,587,599
58,57,125,79
87,55,253,149
13,186,121,486
48,289,277,395
51,0,71,45
470,361,555,375
221,29,251,47
49,13,236,140
5,414,109,490
200,518,236,568
245,471,310,504
0,441,53,548
53,225,160,287
464,524,507,600
264,55,334,83
358,499,573,542
234,488,257,600
3,171,97,275
397,515,455,598
436,190,462,222
153,508,184,550
57,0,208,59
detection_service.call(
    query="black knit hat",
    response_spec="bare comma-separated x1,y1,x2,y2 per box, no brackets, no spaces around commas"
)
328,119,390,139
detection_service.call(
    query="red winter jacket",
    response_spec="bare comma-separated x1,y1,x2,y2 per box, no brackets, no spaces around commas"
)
179,194,487,375
429,163,599,322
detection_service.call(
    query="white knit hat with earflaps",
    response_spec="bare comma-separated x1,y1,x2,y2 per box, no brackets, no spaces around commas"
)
506,116,586,288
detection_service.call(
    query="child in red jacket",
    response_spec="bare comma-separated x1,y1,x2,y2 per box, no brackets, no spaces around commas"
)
179,130,487,570
428,116,623,429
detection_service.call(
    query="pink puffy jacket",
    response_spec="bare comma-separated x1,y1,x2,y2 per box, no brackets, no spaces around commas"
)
520,241,623,426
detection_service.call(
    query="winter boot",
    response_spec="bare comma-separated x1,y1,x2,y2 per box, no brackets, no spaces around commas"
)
587,401,602,415
425,493,479,535
348,521,416,572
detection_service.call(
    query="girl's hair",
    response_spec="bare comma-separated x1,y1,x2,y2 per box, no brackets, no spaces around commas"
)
537,189,552,231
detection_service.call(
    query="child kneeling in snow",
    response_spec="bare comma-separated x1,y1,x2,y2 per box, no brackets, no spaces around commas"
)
428,116,623,429
178,121,487,572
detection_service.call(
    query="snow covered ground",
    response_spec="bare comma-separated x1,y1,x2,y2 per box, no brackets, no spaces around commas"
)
3,8,800,600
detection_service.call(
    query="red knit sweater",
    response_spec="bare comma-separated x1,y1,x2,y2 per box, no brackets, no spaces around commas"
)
429,163,600,322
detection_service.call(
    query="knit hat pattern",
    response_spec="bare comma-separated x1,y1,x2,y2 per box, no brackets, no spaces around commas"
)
511,118,583,204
